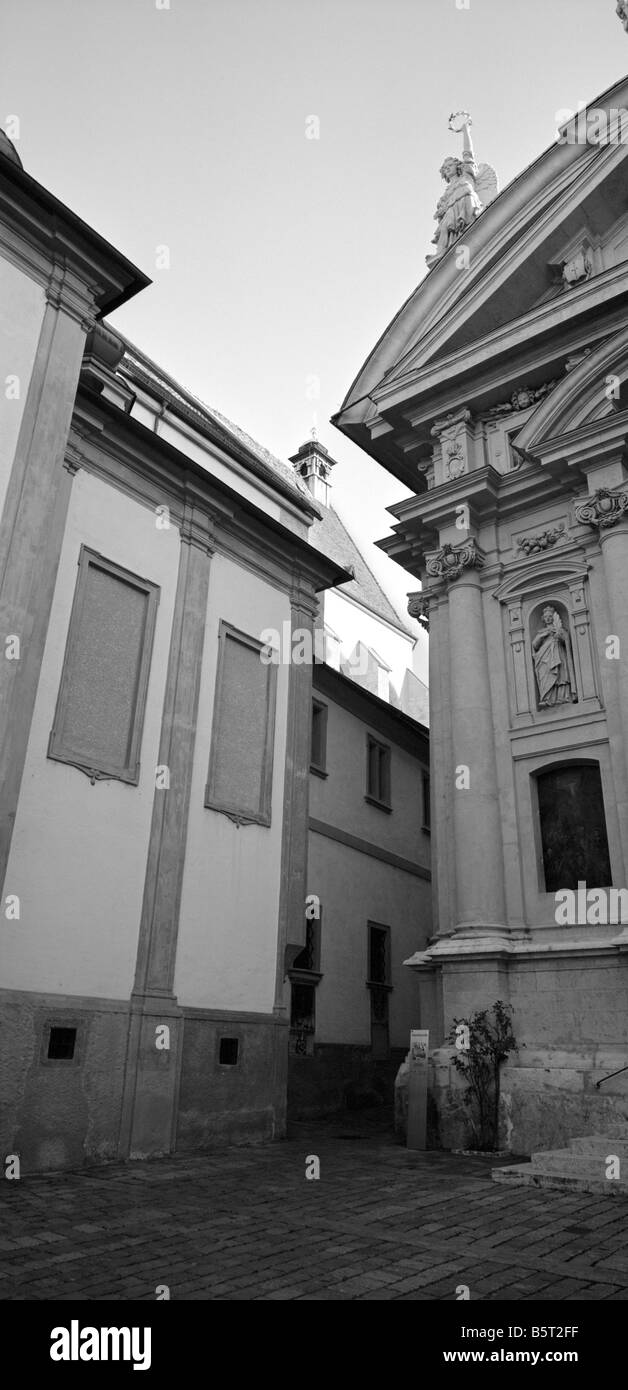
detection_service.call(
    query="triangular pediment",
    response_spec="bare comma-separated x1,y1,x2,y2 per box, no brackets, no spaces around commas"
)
336,77,628,468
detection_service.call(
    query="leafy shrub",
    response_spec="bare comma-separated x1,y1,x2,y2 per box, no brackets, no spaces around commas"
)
445,1000,519,1151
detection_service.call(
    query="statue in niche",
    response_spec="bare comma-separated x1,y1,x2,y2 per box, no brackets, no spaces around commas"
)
531,604,578,708
426,112,498,267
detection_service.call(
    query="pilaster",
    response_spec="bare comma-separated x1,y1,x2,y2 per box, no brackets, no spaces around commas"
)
119,497,212,1159
273,573,319,1014
0,298,94,895
575,486,628,875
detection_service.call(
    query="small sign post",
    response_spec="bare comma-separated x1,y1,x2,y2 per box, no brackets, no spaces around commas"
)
407,1028,429,1150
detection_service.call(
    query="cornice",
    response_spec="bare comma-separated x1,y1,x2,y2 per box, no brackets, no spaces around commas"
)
119,354,318,523
0,155,148,315
311,663,429,753
374,259,628,423
69,394,349,599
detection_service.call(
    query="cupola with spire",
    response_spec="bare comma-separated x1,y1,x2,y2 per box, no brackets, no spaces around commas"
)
289,434,337,507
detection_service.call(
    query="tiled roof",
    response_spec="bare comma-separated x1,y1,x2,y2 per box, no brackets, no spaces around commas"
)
309,504,411,633
116,336,316,513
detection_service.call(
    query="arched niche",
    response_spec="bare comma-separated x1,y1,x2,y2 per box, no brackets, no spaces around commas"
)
494,557,601,725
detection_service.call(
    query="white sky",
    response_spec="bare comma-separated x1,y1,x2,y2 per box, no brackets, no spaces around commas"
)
1,0,625,657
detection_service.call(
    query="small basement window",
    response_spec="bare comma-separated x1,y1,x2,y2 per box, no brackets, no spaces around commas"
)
47,1026,77,1061
219,1037,239,1066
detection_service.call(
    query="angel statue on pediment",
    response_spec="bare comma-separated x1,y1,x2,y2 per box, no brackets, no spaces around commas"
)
426,113,498,267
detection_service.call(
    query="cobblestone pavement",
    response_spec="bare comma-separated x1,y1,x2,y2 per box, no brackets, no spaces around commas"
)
2,1115,628,1301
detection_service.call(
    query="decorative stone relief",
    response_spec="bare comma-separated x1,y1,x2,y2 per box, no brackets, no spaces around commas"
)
561,246,592,288
426,538,484,583
506,601,528,716
486,379,558,418
564,348,591,373
426,113,498,267
430,407,473,483
445,441,465,479
617,0,628,33
516,523,566,556
408,592,430,630
416,457,435,489
575,486,628,530
530,603,578,709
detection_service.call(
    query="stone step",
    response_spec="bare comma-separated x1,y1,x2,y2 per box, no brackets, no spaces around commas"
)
569,1134,628,1156
492,1161,628,1196
530,1148,627,1179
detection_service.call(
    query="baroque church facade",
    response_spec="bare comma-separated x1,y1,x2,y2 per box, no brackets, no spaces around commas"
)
334,76,628,1153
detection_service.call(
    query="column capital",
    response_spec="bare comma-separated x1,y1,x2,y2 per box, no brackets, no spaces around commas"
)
430,406,474,441
45,262,97,332
426,538,485,585
408,590,430,630
575,485,628,531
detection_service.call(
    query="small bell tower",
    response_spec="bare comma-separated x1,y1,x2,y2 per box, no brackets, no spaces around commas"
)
290,435,337,507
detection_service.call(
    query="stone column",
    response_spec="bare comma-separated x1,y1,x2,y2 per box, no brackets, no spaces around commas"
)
0,290,95,894
118,497,212,1159
273,576,319,1015
428,539,506,932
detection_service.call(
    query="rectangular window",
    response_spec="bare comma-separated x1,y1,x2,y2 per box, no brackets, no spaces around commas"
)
367,922,391,1059
205,622,277,826
366,734,391,808
40,1017,83,1066
218,1037,239,1066
290,981,316,1035
310,699,328,774
290,906,322,1055
48,547,159,784
536,762,612,891
48,1026,76,1061
368,923,390,985
422,771,431,831
292,910,322,974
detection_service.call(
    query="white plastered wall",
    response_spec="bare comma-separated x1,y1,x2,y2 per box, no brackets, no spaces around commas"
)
175,552,290,1013
1,470,180,998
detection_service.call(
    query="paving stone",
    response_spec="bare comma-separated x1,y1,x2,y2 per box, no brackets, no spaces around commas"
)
2,1127,628,1300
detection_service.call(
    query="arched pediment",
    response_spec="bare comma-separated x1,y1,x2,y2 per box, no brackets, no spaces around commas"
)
513,322,628,459
493,554,590,604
